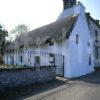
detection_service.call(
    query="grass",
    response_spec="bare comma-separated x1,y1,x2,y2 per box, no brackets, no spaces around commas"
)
0,64,26,70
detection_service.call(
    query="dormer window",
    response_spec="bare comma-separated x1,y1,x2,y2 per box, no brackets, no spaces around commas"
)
49,41,54,46
46,38,54,46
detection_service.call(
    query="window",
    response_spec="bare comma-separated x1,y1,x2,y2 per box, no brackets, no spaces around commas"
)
95,30,98,42
35,56,40,65
89,54,91,65
11,56,14,65
87,42,90,46
49,54,55,63
20,56,23,63
95,46,98,59
46,38,54,46
49,42,54,46
76,34,79,44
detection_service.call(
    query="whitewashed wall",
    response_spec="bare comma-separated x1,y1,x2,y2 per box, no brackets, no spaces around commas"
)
88,19,100,68
66,6,94,78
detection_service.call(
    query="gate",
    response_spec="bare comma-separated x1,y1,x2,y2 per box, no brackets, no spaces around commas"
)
55,54,64,77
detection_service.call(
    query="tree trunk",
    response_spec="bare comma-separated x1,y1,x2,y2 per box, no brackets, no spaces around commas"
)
0,54,3,64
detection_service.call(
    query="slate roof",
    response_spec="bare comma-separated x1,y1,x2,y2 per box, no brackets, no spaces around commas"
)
6,15,78,50
86,13,100,28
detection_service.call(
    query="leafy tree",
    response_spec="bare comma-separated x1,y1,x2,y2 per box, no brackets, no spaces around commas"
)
0,25,8,64
0,25,8,54
11,24,30,36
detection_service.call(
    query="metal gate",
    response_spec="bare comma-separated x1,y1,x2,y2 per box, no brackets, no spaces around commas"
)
55,54,64,77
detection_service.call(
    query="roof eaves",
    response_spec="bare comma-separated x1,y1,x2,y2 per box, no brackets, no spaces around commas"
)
86,13,100,28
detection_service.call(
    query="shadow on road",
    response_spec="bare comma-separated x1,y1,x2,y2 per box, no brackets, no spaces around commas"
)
73,71,100,85
0,79,67,100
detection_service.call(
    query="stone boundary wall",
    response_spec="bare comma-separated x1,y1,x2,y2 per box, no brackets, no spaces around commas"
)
0,66,56,94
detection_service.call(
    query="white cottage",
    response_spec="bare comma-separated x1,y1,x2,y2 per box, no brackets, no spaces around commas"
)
4,0,100,78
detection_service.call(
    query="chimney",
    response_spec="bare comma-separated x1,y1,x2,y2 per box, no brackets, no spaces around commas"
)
63,0,76,10
96,20,100,25
86,12,90,16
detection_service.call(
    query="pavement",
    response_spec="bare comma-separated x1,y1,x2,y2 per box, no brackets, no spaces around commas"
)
1,71,100,100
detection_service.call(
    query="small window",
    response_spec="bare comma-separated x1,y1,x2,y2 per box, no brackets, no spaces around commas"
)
49,41,54,46
35,56,40,65
95,46,98,59
89,54,91,65
11,56,14,65
20,56,23,63
76,34,79,44
47,38,54,46
95,30,98,42
49,54,55,63
87,42,90,46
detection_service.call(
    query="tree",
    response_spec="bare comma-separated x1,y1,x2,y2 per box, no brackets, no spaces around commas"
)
0,25,8,54
0,25,8,64
11,24,30,36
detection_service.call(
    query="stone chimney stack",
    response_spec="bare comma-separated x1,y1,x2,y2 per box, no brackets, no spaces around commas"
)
63,0,76,10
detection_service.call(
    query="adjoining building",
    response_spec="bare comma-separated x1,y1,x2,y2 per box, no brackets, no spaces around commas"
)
4,0,100,78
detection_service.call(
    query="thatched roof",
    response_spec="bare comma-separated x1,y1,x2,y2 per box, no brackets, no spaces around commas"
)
6,15,78,50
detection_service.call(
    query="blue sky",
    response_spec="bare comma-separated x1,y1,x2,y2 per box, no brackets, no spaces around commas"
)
0,0,99,32
79,0,100,19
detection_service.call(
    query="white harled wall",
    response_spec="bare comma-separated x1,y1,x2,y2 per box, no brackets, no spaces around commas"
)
88,20,100,68
65,4,95,78
56,3,95,78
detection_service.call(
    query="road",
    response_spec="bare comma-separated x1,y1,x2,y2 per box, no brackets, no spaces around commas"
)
17,71,100,100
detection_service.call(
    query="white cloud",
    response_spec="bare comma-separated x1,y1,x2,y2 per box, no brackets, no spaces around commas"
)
0,0,62,31
0,0,99,33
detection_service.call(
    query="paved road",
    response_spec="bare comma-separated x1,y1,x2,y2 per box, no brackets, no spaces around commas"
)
18,71,100,100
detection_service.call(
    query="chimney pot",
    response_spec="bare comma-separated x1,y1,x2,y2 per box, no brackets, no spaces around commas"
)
63,0,76,10
87,12,90,16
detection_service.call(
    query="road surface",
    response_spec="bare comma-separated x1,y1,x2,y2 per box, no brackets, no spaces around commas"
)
18,71,100,100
